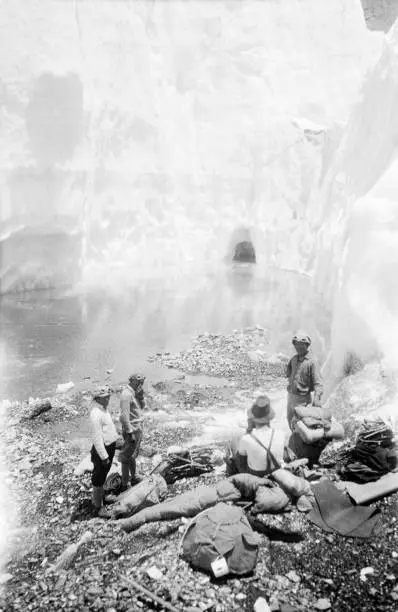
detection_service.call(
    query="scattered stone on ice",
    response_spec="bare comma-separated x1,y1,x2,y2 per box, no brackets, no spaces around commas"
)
315,599,331,610
360,567,374,582
0,574,13,584
56,382,75,394
286,570,300,583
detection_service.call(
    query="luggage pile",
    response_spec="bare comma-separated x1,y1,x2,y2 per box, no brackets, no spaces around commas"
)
292,405,344,444
152,445,219,484
337,418,397,483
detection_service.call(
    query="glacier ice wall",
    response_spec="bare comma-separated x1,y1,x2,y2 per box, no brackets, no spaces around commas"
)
315,19,398,375
0,0,381,293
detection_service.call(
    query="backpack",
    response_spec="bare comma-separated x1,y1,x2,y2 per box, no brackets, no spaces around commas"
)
181,502,260,577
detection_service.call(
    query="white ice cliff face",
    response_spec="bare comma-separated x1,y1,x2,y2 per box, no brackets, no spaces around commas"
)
315,20,398,375
0,0,381,293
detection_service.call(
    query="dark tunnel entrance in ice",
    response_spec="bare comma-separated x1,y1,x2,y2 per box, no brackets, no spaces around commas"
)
232,240,256,264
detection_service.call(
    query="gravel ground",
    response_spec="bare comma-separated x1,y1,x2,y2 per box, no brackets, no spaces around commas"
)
1,330,397,612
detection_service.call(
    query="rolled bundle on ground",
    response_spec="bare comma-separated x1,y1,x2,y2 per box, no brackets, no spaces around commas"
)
119,479,241,533
293,405,344,445
271,468,312,498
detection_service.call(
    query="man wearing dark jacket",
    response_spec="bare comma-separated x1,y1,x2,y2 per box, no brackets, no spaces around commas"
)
119,374,145,490
286,332,323,430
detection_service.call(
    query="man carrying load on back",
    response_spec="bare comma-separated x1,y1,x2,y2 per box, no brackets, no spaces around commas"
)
286,332,323,430
119,374,145,490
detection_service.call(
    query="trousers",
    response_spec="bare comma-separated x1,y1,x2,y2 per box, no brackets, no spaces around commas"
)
287,392,312,430
91,442,116,487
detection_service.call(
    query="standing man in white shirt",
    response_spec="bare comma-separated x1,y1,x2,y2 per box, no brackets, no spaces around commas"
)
89,385,118,519
119,374,145,490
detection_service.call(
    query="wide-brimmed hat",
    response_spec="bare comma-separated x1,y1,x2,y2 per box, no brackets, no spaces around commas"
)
128,374,145,388
92,385,111,400
292,331,311,346
251,395,275,423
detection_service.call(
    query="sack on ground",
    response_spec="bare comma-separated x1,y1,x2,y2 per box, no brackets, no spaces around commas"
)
294,406,327,420
111,475,168,518
295,421,325,444
182,502,260,576
271,468,311,498
324,419,345,440
104,472,122,495
252,483,290,514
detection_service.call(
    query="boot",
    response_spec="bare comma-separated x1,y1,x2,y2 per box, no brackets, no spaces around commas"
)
96,506,112,519
129,458,143,487
121,463,131,492
92,486,112,519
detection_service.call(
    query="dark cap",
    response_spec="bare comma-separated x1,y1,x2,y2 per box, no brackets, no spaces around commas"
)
128,374,145,388
93,385,111,400
292,331,311,345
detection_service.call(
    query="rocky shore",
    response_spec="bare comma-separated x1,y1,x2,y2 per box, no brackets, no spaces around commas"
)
0,329,397,612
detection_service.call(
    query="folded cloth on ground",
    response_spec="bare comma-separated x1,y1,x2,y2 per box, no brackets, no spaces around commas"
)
308,480,381,538
346,472,398,504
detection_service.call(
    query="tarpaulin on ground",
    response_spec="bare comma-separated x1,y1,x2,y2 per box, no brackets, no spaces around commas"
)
308,480,381,539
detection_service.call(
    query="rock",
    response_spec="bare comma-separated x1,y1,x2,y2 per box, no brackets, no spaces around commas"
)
315,599,331,610
254,597,271,612
286,570,300,583
0,573,13,584
152,454,163,466
27,399,52,419
146,566,163,581
56,496,64,504
56,381,75,394
235,592,246,600
360,566,374,582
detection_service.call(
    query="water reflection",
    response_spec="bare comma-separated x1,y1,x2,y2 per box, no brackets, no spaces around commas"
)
0,266,331,400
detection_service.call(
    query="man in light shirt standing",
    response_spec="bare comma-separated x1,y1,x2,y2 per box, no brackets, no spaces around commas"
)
90,385,118,519
119,374,145,490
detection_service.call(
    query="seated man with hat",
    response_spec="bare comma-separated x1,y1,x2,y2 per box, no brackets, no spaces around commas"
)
235,395,285,477
89,385,118,518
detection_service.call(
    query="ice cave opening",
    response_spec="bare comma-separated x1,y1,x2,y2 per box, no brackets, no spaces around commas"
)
232,241,256,264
